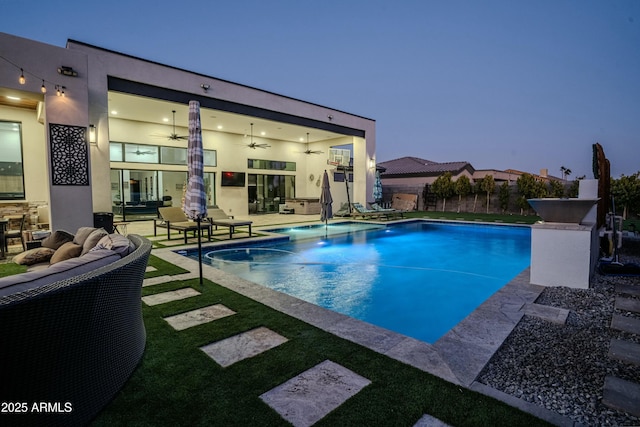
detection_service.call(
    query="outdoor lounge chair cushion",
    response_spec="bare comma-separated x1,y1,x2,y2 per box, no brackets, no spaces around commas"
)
50,242,83,264
80,228,109,255
73,227,98,246
12,247,56,266
91,233,135,257
41,230,75,250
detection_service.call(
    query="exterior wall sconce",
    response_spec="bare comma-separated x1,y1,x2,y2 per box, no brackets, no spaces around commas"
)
200,84,210,93
369,158,375,169
89,124,97,144
57,66,78,77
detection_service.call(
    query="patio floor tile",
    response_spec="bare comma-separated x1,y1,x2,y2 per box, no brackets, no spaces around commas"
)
200,326,288,367
164,304,236,331
260,359,371,427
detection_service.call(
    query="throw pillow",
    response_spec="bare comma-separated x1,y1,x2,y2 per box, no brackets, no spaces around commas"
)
91,234,133,257
81,228,109,256
73,227,97,247
13,247,56,265
50,242,83,264
41,230,74,250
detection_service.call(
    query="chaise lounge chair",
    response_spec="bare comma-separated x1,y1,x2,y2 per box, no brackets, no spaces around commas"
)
333,202,352,217
154,207,211,244
351,202,385,220
369,202,405,219
208,206,253,239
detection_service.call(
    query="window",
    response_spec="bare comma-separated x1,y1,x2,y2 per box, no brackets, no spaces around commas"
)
248,159,296,171
110,142,216,166
0,121,25,200
124,144,159,163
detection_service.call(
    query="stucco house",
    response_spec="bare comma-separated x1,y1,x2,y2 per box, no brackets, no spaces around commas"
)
0,32,376,232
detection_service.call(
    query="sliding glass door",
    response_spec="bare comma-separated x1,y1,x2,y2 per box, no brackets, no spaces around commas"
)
248,174,295,214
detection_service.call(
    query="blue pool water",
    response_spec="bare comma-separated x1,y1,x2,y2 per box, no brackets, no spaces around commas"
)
188,221,531,343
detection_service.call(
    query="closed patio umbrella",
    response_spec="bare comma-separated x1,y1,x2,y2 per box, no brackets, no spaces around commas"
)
373,170,383,204
320,170,333,227
183,100,207,285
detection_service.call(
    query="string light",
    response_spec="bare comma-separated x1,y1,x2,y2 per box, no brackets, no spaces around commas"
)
0,54,65,96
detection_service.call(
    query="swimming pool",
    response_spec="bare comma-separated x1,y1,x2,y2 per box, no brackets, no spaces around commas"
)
189,221,531,343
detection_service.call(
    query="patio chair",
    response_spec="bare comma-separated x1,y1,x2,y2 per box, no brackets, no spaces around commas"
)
153,207,211,244
4,213,27,252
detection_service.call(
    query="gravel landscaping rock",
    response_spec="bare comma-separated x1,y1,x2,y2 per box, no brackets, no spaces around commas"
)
478,237,640,426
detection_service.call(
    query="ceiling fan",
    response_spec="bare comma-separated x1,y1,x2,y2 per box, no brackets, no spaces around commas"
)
128,146,155,155
152,110,188,141
300,132,323,154
245,123,270,149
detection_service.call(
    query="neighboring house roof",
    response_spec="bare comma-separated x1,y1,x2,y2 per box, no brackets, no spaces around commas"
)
378,156,474,178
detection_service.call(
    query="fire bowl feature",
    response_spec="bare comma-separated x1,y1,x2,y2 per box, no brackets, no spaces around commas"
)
527,198,599,224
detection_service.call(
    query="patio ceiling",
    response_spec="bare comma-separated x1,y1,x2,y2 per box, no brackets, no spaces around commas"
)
108,92,346,145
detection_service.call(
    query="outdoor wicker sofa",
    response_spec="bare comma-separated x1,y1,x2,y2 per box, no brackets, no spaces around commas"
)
0,234,152,426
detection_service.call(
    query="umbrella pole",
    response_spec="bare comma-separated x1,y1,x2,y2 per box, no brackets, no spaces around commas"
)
197,217,203,286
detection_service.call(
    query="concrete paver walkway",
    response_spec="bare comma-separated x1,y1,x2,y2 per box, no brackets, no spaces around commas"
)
260,359,371,427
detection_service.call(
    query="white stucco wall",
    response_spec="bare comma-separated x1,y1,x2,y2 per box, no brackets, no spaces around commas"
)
1,32,92,232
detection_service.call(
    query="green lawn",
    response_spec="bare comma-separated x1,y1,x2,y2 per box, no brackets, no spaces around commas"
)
92,258,552,426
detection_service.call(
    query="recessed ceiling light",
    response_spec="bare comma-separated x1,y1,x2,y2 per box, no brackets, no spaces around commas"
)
260,131,266,136
299,137,304,141
217,125,223,130
111,110,118,115
6,96,21,101
163,118,169,122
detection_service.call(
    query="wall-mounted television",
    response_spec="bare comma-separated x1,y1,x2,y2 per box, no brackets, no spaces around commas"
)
221,171,246,187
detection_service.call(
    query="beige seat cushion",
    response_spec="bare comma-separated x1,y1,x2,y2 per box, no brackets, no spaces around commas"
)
13,247,56,266
50,242,83,264
41,230,74,250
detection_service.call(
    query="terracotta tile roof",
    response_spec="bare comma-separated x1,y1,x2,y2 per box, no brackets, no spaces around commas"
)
378,156,473,176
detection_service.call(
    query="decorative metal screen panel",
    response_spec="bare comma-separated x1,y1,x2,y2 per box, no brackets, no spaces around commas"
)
50,123,89,186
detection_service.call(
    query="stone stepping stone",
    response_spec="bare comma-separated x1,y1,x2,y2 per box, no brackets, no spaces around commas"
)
523,303,569,324
616,283,640,297
145,266,157,272
609,338,640,365
602,375,640,417
610,314,640,336
141,287,200,306
164,304,236,331
200,327,288,368
260,360,371,427
413,414,452,426
616,296,640,314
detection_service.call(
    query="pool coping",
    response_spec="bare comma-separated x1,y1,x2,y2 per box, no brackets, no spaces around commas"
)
151,219,572,426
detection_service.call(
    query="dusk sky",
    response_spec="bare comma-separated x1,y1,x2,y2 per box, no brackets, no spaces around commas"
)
2,0,639,178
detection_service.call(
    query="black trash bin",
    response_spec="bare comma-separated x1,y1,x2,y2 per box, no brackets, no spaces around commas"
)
94,212,114,233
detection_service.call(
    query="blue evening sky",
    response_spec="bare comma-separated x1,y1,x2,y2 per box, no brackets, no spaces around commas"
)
2,0,638,178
